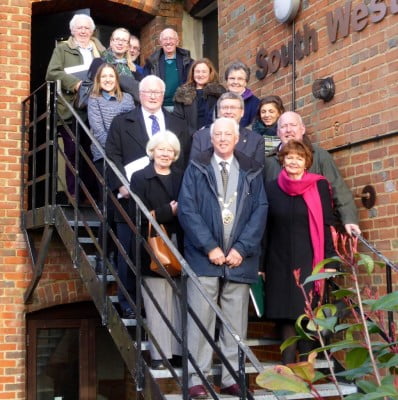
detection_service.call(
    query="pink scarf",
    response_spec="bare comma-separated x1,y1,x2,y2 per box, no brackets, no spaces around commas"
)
277,169,326,295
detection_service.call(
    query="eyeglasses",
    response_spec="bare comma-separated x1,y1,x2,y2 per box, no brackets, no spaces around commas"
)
227,77,246,82
130,46,140,51
161,36,177,42
213,132,234,139
279,123,299,130
112,37,129,44
140,90,164,98
220,105,242,111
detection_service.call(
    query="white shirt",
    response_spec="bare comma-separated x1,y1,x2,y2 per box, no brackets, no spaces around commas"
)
142,108,166,138
214,154,234,173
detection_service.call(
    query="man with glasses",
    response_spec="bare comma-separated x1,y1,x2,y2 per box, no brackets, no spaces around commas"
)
144,28,194,111
190,92,265,165
105,75,189,319
129,35,144,75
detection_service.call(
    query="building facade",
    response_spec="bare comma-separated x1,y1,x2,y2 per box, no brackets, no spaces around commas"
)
0,0,397,398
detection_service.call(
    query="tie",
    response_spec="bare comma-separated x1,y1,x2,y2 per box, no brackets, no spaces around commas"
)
149,114,160,135
220,161,229,195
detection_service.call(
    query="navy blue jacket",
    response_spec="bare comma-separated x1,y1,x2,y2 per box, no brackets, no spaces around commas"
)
178,150,268,283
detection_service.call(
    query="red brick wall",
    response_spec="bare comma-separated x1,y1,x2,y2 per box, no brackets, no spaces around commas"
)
219,0,398,293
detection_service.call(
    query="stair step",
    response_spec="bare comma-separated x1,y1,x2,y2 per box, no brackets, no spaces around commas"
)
245,338,280,347
149,360,331,379
164,383,357,399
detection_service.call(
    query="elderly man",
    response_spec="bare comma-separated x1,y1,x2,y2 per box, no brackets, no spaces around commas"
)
264,111,360,236
190,92,265,166
129,35,144,75
178,117,268,398
46,13,105,199
105,75,189,319
144,28,194,110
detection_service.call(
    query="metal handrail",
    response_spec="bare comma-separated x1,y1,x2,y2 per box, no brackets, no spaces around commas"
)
21,81,267,399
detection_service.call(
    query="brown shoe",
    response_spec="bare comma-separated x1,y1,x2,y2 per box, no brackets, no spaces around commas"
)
188,384,207,399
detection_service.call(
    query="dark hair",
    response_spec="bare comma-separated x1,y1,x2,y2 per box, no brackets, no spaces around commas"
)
186,58,219,87
278,140,313,169
256,95,285,121
224,61,250,82
91,63,123,101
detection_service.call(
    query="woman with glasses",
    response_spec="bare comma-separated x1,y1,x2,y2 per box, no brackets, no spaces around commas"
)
224,61,260,128
173,58,225,135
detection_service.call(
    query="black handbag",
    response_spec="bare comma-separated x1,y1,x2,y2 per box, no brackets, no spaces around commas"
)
73,79,93,110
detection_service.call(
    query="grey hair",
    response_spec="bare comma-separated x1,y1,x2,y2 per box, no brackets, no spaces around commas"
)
139,75,166,93
224,61,250,82
217,91,244,112
69,14,95,33
146,130,181,161
210,117,240,138
277,111,304,130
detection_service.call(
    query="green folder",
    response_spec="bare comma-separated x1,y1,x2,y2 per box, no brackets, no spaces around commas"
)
250,276,265,318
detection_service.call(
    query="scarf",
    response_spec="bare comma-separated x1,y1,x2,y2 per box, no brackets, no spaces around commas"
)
277,169,326,296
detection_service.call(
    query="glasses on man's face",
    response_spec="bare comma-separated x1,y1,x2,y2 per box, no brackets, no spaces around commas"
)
213,132,234,139
161,37,177,43
140,90,164,98
220,105,241,111
112,37,129,44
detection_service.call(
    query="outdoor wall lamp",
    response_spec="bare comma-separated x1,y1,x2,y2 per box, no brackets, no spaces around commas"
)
312,77,335,102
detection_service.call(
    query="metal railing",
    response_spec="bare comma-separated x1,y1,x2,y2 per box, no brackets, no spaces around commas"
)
21,80,266,399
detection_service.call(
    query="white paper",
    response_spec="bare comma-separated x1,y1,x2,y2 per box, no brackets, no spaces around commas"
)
124,156,150,182
64,64,88,74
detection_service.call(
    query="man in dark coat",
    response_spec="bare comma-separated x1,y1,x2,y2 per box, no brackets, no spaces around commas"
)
105,74,189,319
144,28,194,110
264,111,360,236
178,117,268,398
190,92,265,166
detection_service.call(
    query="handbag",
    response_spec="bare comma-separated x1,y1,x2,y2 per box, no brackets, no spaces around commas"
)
148,212,181,277
73,79,93,110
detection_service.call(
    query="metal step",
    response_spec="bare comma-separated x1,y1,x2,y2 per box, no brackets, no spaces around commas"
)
164,383,357,399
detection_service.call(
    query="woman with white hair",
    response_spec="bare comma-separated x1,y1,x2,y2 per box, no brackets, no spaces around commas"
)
46,13,105,199
130,130,183,370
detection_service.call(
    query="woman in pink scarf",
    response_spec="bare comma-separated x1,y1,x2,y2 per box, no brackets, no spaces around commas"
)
262,140,337,364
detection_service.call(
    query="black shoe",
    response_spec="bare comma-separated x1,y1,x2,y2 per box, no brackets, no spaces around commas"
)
171,355,182,368
122,308,136,319
151,360,166,370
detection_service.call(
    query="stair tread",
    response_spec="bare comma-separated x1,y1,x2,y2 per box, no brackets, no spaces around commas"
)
164,383,357,399
150,359,332,379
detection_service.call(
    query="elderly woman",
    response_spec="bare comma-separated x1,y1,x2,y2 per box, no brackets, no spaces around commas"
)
252,95,285,153
224,61,259,128
130,130,183,370
262,140,337,364
173,58,226,135
46,14,105,198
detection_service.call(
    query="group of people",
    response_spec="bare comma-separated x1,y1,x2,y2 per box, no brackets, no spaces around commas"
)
46,13,361,399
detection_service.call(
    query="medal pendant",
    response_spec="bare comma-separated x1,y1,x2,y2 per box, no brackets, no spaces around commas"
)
222,209,234,225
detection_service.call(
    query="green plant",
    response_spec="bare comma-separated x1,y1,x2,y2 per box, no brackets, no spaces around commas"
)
256,229,398,399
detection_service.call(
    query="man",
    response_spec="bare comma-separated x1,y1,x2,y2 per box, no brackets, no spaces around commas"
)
144,28,194,110
178,117,268,398
190,92,265,166
89,27,141,102
129,35,144,75
264,111,360,236
105,75,189,318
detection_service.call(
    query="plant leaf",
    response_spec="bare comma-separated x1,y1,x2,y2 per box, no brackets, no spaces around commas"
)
370,291,398,312
256,365,311,393
312,256,342,274
332,288,356,299
303,271,345,285
346,348,369,369
356,253,374,274
280,335,300,352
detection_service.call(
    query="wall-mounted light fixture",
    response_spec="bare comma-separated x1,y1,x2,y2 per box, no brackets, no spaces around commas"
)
273,0,301,24
312,77,335,102
355,185,376,209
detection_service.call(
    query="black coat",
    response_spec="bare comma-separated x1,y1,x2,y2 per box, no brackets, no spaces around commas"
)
263,179,337,320
105,106,190,222
130,162,183,277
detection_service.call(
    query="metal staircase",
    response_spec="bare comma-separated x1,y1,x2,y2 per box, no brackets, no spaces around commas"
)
20,81,364,399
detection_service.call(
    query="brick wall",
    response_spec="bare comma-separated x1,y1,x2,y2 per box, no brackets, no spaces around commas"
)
219,0,398,294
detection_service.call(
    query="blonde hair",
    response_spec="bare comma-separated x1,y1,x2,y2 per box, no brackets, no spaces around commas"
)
110,28,136,72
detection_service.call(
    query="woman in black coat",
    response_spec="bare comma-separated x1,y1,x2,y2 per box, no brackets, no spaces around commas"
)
173,58,226,135
130,130,183,370
262,140,338,364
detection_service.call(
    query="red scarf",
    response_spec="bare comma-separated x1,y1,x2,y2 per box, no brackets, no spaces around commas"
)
277,169,326,296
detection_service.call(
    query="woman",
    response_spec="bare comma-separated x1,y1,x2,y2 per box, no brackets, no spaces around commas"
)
130,131,183,370
252,95,285,153
224,61,259,128
262,140,337,364
88,63,134,173
173,58,225,135
46,14,105,199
